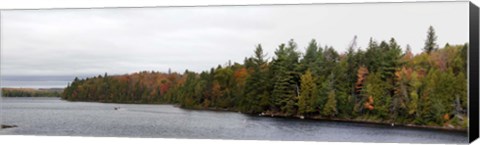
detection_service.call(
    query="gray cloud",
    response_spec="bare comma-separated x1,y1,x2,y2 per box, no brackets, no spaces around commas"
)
1,2,469,76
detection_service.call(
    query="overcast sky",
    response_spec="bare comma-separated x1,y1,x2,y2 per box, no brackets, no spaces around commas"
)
0,2,469,77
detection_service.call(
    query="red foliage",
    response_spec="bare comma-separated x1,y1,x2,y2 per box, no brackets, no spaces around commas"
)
160,83,170,96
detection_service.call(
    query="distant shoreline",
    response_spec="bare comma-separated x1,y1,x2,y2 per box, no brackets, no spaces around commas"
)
1,88,64,97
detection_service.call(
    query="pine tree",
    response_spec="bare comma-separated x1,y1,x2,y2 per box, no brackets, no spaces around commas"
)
59,35,469,129
271,40,301,115
424,26,438,54
335,59,354,118
365,38,381,72
244,44,270,113
346,36,360,99
297,39,325,115
299,39,319,73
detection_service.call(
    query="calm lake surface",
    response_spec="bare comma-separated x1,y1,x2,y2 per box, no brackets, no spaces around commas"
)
0,97,468,143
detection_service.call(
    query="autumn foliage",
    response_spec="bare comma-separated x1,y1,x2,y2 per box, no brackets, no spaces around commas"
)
63,26,468,129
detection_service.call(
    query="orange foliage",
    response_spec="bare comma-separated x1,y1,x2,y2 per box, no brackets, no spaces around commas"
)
366,104,374,111
355,66,369,94
363,96,374,111
233,67,248,83
443,113,450,121
364,102,374,111
394,67,414,95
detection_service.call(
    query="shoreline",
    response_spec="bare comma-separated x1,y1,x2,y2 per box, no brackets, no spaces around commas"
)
177,106,467,133
261,113,467,133
62,99,467,133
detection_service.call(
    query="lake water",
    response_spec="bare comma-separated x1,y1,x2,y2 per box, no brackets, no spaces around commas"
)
0,97,468,143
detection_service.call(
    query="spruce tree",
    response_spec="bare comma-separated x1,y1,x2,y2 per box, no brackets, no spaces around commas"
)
244,44,270,113
271,40,301,115
335,59,354,118
423,26,438,54
299,39,319,73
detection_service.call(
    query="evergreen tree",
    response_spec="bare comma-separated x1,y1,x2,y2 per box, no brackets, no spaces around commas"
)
322,89,337,117
59,35,469,129
298,69,317,115
244,44,270,113
271,40,301,115
299,39,319,73
335,59,354,118
423,26,438,54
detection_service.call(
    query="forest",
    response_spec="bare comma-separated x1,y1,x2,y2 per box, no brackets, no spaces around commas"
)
2,88,63,97
62,26,468,129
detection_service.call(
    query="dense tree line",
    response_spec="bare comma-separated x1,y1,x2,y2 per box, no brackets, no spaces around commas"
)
62,71,182,103
62,26,468,129
2,88,63,97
